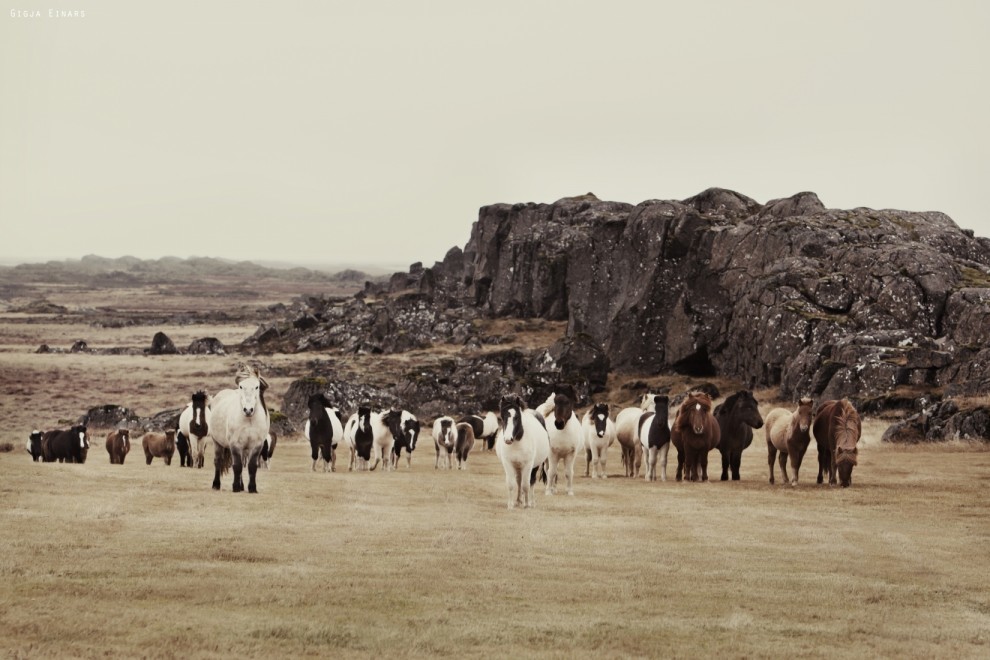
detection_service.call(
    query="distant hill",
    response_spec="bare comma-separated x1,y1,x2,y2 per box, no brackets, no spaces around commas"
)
0,255,384,286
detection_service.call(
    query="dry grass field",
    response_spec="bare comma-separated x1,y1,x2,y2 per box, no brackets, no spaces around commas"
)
1,283,989,659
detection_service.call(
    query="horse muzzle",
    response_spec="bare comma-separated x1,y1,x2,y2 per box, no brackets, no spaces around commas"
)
554,420,565,430
243,407,255,417
693,426,704,435
597,430,605,438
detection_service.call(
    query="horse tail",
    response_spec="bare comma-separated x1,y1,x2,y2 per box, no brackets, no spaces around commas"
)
217,446,232,475
369,458,381,472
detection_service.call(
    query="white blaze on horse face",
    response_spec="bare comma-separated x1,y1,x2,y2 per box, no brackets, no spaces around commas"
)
194,407,201,426
695,403,701,411
78,432,86,448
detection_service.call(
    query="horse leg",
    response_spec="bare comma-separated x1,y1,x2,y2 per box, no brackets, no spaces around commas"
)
789,450,802,486
731,449,742,481
247,448,259,493
585,448,592,478
720,448,730,481
212,452,223,491
564,450,576,496
676,445,685,482
658,442,669,482
829,451,838,486
700,450,709,482
778,451,790,485
600,446,609,480
505,469,517,509
231,450,244,493
545,452,558,496
767,440,776,484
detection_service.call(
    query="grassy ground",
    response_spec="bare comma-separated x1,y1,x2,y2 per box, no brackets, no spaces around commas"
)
1,284,988,658
1,438,988,659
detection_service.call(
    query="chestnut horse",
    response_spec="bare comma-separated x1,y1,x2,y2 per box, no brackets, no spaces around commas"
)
813,399,862,487
671,391,721,482
106,428,131,465
764,397,814,486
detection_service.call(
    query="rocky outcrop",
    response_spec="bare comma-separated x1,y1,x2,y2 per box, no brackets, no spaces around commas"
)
882,399,990,443
187,337,225,355
149,332,178,355
253,188,990,410
407,189,990,404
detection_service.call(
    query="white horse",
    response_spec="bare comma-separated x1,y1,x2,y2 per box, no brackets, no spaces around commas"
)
639,395,672,482
177,390,211,469
495,395,550,509
432,416,456,469
615,408,645,478
535,392,556,418
581,402,616,479
209,366,270,493
544,385,584,496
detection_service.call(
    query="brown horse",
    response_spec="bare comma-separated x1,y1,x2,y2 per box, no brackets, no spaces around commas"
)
764,397,814,486
106,428,131,465
142,430,176,465
813,399,862,487
671,391,721,482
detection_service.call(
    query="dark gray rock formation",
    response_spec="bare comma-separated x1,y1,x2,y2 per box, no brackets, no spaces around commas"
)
187,337,225,355
149,332,178,355
81,404,141,429
882,399,990,443
252,188,990,412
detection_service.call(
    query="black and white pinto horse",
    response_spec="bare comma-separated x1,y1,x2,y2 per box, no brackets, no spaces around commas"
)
544,385,584,496
26,430,44,461
304,392,343,472
432,416,456,469
177,390,211,468
210,366,270,493
638,395,671,482
260,432,277,470
343,406,385,471
383,409,420,469
458,411,499,451
581,403,616,479
495,395,550,509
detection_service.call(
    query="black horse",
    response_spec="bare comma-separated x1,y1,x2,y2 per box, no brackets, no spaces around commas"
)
42,425,90,463
714,390,764,481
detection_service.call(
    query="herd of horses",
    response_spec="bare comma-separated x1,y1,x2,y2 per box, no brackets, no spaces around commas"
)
25,365,862,506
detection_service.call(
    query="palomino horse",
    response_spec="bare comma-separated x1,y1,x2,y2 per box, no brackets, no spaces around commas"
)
495,395,550,509
178,391,211,469
544,384,583,496
582,402,615,479
671,391,721,482
639,395,671,482
813,399,862,487
714,390,765,481
764,397,814,486
210,366,270,493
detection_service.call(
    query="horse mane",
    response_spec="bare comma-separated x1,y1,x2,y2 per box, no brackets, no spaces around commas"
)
834,400,860,453
235,364,268,420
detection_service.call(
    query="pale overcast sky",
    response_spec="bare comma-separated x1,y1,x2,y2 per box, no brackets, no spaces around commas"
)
2,1,988,269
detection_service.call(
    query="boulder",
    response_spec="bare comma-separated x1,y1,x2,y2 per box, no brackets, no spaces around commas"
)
187,337,226,355
149,332,178,355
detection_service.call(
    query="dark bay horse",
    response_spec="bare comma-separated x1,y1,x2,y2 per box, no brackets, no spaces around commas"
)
813,399,862,487
714,390,764,481
671,391,721,482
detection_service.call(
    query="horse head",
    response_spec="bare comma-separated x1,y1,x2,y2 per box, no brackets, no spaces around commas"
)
835,399,861,487
438,418,454,447
382,410,405,444
403,418,420,451
72,425,89,450
357,405,372,432
552,385,577,430
591,403,610,437
499,395,525,444
234,366,268,418
796,397,814,433
725,390,764,429
682,392,713,435
652,395,670,423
